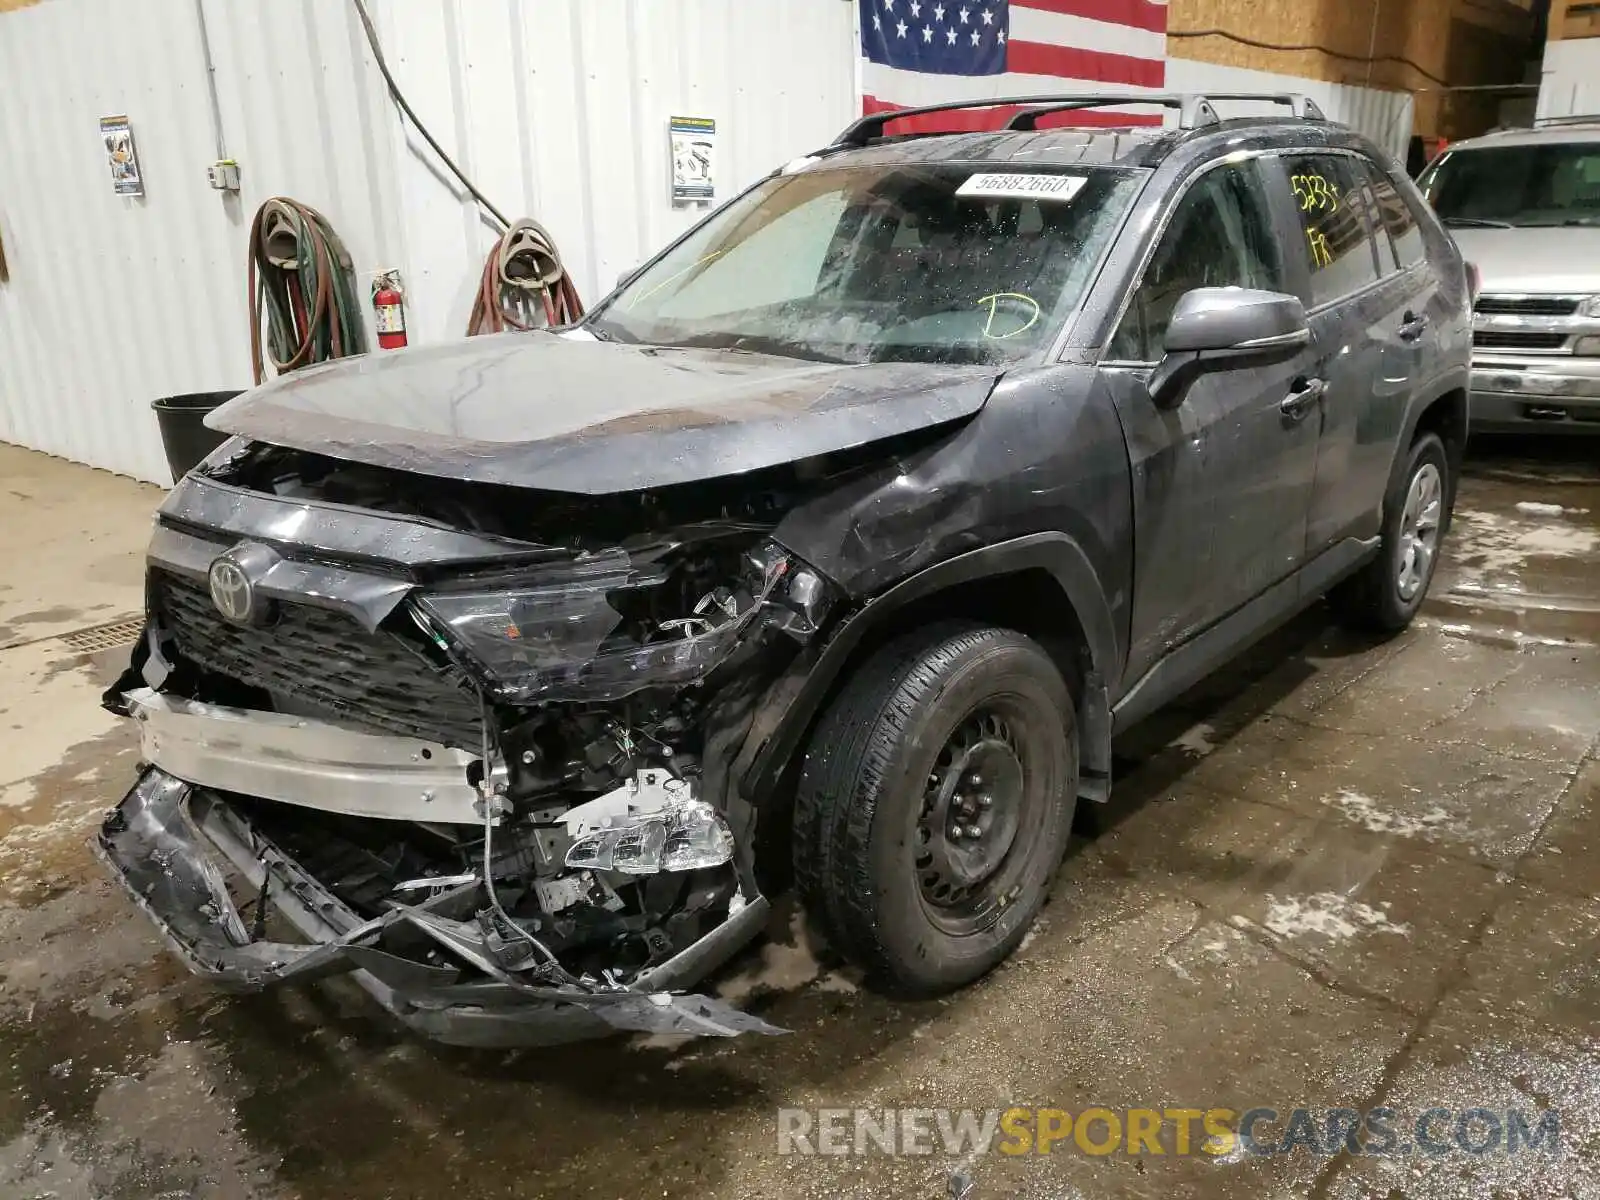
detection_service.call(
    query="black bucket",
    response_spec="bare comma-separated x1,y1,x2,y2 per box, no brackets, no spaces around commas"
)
151,390,244,480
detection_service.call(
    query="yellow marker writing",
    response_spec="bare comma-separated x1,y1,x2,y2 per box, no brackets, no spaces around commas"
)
977,292,1041,339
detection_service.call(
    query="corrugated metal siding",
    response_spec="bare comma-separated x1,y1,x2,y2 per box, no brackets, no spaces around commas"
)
1537,39,1600,120
1166,56,1416,161
0,0,857,481
379,0,858,343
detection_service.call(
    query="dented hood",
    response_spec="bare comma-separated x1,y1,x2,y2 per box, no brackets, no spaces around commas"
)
208,332,1001,494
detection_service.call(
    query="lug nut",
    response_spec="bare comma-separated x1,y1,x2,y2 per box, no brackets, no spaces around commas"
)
967,773,983,788
949,825,965,840
965,824,983,839
520,749,538,765
977,793,993,808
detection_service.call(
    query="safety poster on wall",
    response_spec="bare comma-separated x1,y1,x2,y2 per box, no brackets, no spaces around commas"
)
669,116,717,202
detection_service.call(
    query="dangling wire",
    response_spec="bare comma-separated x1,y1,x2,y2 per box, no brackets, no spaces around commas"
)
475,699,583,987
466,218,585,335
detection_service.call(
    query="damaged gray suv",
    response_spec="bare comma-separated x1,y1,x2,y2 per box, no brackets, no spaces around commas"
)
99,93,1471,1046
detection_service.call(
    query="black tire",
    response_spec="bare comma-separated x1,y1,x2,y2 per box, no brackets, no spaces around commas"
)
793,622,1078,995
1332,431,1453,632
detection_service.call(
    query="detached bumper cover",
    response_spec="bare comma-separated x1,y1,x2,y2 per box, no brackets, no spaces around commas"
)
95,767,783,1046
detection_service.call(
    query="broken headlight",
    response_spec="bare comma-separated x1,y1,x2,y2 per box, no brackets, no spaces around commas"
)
565,798,735,874
414,540,835,702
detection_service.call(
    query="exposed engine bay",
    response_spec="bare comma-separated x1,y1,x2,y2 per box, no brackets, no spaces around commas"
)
96,438,864,1045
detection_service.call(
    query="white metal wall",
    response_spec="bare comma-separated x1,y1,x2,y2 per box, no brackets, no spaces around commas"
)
1537,38,1600,121
0,0,857,482
1167,57,1416,162
0,1,1411,485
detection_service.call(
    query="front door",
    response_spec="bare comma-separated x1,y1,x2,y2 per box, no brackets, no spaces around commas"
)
1104,156,1324,686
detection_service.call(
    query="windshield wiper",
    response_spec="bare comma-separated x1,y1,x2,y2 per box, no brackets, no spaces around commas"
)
1519,218,1600,228
668,333,851,364
1442,217,1514,229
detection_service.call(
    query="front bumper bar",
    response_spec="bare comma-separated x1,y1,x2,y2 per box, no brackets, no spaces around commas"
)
125,687,485,824
96,767,782,1046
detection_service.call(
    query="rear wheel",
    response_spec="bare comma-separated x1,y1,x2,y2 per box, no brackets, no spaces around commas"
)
1333,431,1452,632
793,623,1077,995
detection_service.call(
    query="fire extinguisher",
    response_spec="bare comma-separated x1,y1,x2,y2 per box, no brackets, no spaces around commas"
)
372,272,407,350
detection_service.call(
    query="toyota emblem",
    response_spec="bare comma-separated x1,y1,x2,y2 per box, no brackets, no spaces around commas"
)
206,543,279,625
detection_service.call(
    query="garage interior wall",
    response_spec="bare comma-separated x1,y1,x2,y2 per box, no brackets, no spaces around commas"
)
1538,0,1600,119
0,0,857,483
0,0,1416,485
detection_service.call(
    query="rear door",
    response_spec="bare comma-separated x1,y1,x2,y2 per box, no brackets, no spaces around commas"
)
1279,152,1403,553
1103,155,1323,686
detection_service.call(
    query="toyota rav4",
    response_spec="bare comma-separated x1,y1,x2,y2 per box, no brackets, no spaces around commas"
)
98,92,1471,1046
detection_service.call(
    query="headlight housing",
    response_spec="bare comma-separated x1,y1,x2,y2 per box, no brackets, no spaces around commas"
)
565,797,735,874
1579,296,1600,318
414,539,836,703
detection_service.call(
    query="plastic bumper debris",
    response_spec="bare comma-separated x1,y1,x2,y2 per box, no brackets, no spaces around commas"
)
95,767,786,1047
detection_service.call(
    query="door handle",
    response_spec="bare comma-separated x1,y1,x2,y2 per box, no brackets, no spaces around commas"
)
1398,311,1429,342
1280,377,1326,420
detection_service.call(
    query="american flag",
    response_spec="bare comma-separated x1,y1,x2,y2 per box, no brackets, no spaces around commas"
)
859,0,1168,131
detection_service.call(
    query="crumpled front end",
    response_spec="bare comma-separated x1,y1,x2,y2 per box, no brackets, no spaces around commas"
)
96,769,778,1045
96,441,861,1046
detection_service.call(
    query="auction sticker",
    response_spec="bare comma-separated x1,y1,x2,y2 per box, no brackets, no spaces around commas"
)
956,173,1086,202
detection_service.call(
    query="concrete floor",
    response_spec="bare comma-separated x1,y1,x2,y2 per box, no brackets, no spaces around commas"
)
0,438,1595,1200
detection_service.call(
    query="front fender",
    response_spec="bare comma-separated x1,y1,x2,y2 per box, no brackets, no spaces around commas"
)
738,531,1120,802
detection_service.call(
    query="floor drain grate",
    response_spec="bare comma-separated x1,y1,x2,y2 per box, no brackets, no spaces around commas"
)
59,617,145,654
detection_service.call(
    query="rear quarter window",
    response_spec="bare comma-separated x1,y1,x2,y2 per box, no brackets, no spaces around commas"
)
1365,160,1426,270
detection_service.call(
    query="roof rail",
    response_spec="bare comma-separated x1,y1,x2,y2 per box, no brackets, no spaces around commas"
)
826,91,1327,148
1006,95,1219,131
1202,92,1327,121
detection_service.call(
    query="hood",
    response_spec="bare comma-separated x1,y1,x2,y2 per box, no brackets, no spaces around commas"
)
1449,225,1600,295
208,332,1001,494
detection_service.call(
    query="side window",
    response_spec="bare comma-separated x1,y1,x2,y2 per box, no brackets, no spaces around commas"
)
1284,154,1381,306
1364,160,1426,271
1110,160,1285,361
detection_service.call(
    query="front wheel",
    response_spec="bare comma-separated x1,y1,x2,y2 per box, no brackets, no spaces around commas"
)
1333,431,1453,632
792,623,1078,995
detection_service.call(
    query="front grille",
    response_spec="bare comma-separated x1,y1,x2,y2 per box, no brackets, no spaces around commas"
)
154,571,483,749
1473,330,1570,351
1474,295,1582,317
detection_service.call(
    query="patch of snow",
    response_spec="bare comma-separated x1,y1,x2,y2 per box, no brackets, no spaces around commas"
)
813,971,860,994
1322,789,1453,837
1451,508,1598,582
715,907,822,1002
1169,722,1218,757
1261,892,1412,942
1515,500,1588,517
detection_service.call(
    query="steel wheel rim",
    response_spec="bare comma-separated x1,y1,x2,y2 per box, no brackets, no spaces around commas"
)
915,700,1045,934
1396,462,1443,601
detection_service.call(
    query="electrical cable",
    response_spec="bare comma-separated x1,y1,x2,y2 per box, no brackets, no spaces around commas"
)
348,0,510,231
247,197,366,384
1166,29,1449,87
475,701,585,988
465,218,586,335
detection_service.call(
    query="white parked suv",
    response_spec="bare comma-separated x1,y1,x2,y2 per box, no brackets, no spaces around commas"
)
1419,118,1600,434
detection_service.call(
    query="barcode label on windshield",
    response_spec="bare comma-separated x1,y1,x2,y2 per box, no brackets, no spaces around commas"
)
956,173,1086,202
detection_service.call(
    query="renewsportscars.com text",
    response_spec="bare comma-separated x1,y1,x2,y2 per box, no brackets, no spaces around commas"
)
776,1106,1562,1158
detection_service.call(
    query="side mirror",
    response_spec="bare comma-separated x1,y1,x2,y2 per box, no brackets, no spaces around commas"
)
1149,288,1311,408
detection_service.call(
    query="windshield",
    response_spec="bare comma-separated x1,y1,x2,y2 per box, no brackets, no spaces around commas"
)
1418,142,1600,227
589,164,1142,364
